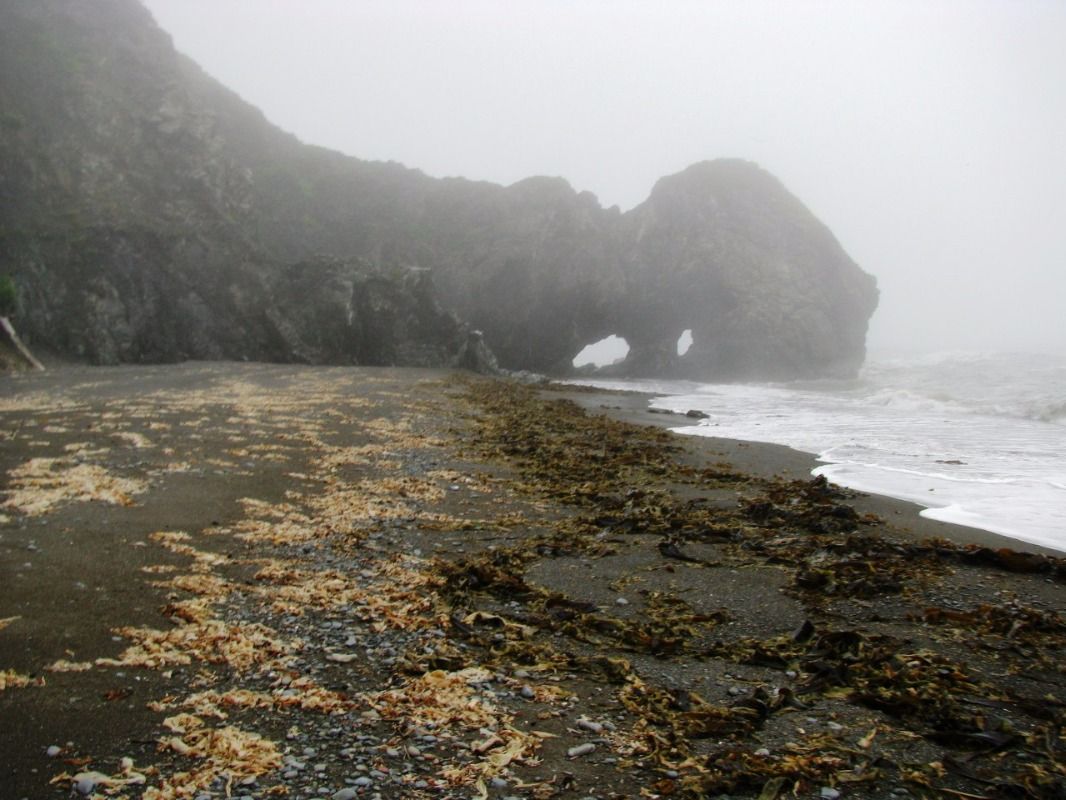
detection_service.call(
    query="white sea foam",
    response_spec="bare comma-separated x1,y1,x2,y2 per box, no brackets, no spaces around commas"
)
569,351,1066,553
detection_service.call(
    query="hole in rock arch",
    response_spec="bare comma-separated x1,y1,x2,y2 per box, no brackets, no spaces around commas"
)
573,335,630,368
677,329,694,356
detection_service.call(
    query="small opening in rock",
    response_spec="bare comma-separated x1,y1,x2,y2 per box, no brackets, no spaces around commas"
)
677,329,693,356
573,335,630,368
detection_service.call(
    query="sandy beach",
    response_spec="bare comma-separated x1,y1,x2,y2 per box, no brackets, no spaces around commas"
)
1,363,1063,800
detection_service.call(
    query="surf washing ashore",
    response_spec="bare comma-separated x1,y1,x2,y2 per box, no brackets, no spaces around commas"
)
573,351,1066,554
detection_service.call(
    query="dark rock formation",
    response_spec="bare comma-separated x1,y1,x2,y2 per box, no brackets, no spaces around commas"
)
0,0,487,370
612,161,878,380
0,0,877,379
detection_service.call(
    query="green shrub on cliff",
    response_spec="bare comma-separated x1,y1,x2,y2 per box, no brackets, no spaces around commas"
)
0,275,17,317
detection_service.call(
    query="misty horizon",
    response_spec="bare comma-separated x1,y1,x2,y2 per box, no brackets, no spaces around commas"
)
141,0,1066,357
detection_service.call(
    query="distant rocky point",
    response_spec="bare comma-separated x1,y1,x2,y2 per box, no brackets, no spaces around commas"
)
0,0,877,379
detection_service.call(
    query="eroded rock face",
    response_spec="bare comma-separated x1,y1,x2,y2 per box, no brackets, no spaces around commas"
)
0,0,877,379
0,1,486,370
613,161,878,380
407,161,877,380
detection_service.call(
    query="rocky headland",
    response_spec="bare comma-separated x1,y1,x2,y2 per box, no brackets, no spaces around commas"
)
0,0,877,379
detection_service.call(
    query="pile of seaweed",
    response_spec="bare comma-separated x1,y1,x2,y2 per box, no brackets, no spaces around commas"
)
430,378,1066,799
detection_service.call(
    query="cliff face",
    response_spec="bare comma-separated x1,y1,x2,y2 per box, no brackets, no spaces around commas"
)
0,0,487,369
0,0,877,379
613,161,878,379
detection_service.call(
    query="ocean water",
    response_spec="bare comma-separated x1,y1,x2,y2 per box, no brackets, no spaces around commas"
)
570,351,1066,553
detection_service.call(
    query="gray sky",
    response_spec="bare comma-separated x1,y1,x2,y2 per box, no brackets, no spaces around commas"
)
141,0,1066,355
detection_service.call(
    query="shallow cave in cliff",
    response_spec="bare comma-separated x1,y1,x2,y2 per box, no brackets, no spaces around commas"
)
572,335,630,369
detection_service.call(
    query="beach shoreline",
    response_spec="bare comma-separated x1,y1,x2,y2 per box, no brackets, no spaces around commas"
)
2,363,1063,799
553,384,1066,557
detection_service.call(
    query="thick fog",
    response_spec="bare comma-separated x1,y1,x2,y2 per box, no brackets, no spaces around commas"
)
142,0,1066,356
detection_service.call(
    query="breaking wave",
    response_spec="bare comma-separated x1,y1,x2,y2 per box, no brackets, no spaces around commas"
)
571,350,1066,552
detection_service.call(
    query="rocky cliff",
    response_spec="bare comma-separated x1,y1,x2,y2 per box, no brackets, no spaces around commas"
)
0,0,877,379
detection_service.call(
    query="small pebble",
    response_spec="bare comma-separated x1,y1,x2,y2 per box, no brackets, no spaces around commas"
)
820,788,841,800
577,718,603,734
755,747,770,757
520,685,535,699
615,597,629,606
827,721,844,731
353,776,373,788
491,777,508,789
74,776,97,796
567,743,596,758
46,745,61,757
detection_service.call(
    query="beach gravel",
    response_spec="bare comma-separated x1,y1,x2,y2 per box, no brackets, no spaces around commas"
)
0,363,1064,799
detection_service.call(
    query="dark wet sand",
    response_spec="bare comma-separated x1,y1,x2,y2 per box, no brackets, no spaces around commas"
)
1,364,1063,800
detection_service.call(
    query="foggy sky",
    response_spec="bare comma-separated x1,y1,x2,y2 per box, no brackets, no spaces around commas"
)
141,0,1066,355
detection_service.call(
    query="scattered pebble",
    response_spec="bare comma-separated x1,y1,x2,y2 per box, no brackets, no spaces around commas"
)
820,788,841,800
567,743,596,758
73,774,102,796
615,597,629,606
46,745,61,757
577,718,603,734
